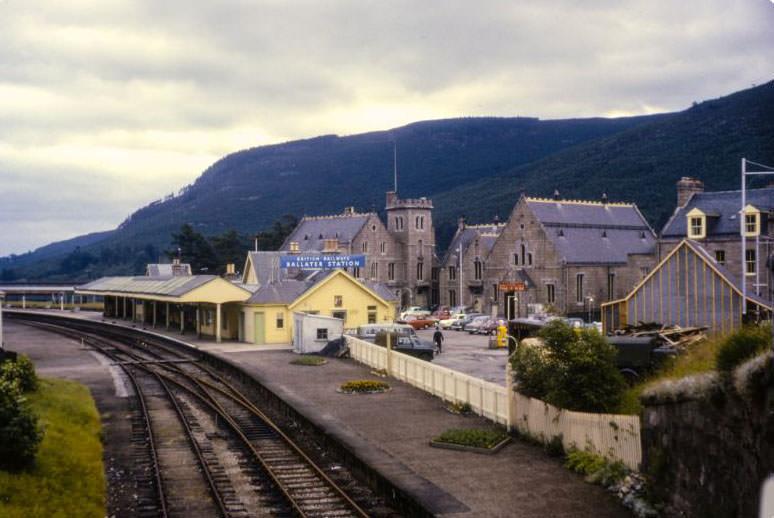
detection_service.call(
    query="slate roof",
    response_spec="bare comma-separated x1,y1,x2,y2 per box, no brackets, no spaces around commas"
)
661,187,774,237
246,270,398,304
442,223,504,265
526,198,656,265
281,213,371,252
244,252,285,287
78,275,217,297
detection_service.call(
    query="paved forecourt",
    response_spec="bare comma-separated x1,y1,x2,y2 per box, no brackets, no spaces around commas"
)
7,310,629,518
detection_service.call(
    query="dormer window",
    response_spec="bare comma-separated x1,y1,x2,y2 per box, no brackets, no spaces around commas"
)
289,242,300,252
744,205,760,237
686,208,706,239
323,238,339,251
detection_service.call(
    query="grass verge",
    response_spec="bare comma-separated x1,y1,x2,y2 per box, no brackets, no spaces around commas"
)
0,377,105,518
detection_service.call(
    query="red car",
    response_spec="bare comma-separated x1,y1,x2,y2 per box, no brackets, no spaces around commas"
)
399,315,437,330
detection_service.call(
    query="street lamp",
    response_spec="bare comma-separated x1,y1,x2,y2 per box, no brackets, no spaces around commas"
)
586,296,594,324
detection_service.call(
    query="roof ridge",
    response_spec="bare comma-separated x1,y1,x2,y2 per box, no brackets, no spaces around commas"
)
301,212,371,221
526,197,635,207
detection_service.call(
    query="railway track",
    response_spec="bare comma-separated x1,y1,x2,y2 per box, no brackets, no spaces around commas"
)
12,314,374,518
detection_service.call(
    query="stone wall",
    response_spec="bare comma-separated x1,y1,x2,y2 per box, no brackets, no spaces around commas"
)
640,353,774,517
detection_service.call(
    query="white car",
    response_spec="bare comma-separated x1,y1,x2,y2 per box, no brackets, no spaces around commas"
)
399,306,431,320
439,313,466,329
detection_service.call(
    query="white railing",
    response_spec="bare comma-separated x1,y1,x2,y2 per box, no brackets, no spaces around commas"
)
345,335,641,470
346,336,509,424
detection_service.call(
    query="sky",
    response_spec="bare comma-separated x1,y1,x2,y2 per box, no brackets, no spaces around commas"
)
1,0,773,257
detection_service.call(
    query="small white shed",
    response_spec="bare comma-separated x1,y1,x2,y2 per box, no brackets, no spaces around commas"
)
292,312,344,354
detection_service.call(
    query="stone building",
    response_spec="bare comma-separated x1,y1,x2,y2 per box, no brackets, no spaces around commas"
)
438,218,505,312
279,191,437,308
479,194,657,319
660,177,774,299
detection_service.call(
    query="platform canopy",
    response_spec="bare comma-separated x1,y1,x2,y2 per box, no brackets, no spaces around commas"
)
76,275,251,304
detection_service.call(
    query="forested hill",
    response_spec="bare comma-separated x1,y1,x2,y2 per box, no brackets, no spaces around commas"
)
432,80,774,237
3,80,773,282
1,114,659,280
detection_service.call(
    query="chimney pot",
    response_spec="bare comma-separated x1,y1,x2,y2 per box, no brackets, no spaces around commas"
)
553,189,560,201
677,177,704,207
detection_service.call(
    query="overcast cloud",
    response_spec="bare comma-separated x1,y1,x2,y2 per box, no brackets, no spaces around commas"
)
1,0,773,256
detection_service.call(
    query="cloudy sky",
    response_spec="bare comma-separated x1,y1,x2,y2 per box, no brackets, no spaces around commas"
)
1,0,773,257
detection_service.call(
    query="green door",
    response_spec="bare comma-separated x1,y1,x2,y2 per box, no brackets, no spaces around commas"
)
254,312,266,345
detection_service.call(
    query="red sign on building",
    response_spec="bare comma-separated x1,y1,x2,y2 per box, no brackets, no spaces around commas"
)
498,282,527,292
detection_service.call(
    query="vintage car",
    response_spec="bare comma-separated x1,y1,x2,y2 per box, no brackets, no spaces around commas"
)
464,315,491,334
439,313,467,329
399,314,438,330
399,306,431,320
452,313,483,331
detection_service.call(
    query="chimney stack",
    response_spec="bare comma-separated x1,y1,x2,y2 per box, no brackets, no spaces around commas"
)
676,177,704,207
457,215,466,230
553,189,561,201
601,192,608,205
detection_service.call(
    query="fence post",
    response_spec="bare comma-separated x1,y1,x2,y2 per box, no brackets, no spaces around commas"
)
386,332,392,376
506,360,514,432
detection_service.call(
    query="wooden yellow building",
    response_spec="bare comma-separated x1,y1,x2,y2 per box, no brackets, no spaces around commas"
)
240,269,398,346
601,239,772,335
77,275,252,342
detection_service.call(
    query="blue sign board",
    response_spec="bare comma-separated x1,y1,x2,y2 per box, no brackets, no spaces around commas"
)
280,254,366,270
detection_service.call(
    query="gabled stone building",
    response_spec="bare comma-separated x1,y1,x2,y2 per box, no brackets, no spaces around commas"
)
480,194,657,319
660,177,774,298
279,191,437,308
438,218,505,311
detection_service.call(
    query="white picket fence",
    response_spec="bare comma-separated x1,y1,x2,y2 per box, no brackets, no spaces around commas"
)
345,335,642,470
345,336,509,424
510,392,642,470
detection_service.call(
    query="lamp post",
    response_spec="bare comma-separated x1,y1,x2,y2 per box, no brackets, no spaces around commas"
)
586,296,594,324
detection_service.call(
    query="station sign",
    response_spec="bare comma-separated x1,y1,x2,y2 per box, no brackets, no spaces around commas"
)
498,282,527,292
280,254,366,270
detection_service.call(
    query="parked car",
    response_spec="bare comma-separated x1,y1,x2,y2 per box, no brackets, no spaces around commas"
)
465,315,491,334
354,323,417,341
452,313,483,331
479,317,505,335
399,315,437,330
439,313,466,329
399,306,431,320
373,330,436,361
430,305,451,321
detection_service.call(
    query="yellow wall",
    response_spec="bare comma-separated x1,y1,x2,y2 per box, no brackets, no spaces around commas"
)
241,272,397,345
241,304,291,345
198,303,241,340
291,273,394,329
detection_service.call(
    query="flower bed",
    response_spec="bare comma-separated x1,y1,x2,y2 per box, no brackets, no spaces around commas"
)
446,401,473,415
430,428,510,454
338,379,390,394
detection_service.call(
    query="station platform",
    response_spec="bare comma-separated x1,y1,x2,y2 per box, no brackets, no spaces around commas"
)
7,310,629,517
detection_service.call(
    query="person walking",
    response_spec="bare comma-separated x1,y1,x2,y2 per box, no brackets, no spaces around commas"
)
433,325,444,354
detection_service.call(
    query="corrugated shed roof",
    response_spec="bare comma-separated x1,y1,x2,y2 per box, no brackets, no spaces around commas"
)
662,187,774,237
526,198,656,264
281,214,370,252
78,275,216,297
